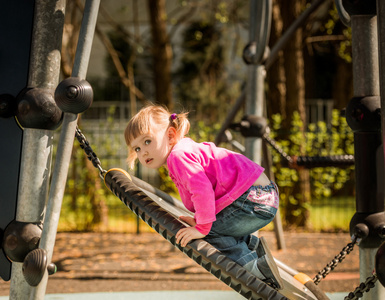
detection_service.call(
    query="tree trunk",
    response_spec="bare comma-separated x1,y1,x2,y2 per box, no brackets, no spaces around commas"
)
281,0,306,128
147,0,173,109
332,59,353,110
267,0,286,118
277,0,311,227
86,159,109,231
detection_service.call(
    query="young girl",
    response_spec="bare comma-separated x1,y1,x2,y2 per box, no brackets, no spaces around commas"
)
125,104,283,289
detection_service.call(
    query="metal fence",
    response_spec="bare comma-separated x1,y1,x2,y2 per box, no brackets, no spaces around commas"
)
306,99,334,125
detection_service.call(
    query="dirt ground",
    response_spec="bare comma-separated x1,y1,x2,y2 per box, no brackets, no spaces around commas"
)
0,231,361,297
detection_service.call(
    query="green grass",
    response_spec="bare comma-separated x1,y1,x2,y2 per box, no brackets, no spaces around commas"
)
58,194,356,233
58,194,153,233
308,196,355,232
308,205,354,232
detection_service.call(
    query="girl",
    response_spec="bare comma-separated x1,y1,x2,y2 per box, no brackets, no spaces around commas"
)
125,104,283,289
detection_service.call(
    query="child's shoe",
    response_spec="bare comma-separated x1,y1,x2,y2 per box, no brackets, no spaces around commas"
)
256,237,284,289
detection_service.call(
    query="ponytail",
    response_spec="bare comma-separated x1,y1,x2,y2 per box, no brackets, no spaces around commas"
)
168,111,190,141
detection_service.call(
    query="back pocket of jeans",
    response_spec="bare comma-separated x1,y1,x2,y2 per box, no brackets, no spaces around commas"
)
253,206,275,220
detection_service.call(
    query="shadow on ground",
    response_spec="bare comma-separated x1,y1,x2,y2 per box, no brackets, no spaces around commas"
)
0,231,360,296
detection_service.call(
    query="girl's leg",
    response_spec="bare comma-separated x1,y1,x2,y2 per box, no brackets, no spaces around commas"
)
243,237,283,289
204,233,283,289
204,184,283,288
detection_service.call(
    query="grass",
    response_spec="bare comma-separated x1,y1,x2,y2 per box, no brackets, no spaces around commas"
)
308,204,355,232
58,194,153,233
308,196,355,232
58,193,356,233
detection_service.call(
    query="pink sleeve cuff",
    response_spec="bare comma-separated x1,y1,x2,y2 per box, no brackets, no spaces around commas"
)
195,222,213,235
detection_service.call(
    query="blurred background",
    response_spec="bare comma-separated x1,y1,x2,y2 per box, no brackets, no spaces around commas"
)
58,0,355,234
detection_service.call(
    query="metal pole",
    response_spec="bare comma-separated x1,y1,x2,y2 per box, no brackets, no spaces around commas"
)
32,0,100,299
9,131,54,300
245,0,271,164
349,13,385,300
245,65,265,164
9,0,66,298
376,0,385,296
377,0,385,158
72,0,100,79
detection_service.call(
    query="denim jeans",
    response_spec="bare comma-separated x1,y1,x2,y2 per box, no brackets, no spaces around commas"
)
204,183,278,268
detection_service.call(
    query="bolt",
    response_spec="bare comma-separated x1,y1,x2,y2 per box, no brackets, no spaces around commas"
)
66,86,78,99
5,234,18,251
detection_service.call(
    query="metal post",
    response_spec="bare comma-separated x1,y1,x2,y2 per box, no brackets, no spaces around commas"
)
377,0,385,185
245,0,271,165
245,65,265,164
349,11,385,300
376,0,385,295
9,0,66,298
9,131,54,299
32,0,100,299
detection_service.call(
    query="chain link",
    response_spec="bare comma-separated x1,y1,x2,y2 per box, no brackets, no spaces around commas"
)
263,132,293,165
344,274,378,300
313,236,357,284
75,126,107,179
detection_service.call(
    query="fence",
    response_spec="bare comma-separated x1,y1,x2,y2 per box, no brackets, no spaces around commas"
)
306,98,334,125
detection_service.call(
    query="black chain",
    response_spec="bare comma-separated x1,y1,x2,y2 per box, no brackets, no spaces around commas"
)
75,126,107,179
263,132,293,165
344,274,378,300
313,236,358,284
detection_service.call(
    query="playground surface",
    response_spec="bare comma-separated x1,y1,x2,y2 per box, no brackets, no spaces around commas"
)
0,230,360,298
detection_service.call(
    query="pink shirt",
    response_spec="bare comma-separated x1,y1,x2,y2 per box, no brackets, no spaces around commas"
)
167,138,264,228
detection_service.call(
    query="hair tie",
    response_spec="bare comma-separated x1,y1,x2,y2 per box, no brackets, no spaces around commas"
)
170,113,177,120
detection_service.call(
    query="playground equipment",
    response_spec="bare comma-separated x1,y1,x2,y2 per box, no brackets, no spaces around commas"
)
1,0,385,299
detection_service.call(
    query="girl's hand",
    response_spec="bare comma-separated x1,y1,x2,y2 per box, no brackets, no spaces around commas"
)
175,227,206,247
178,215,196,227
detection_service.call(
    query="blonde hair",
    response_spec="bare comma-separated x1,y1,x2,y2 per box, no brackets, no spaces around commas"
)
124,104,190,169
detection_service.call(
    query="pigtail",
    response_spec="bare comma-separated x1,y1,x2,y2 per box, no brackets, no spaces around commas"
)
169,111,190,141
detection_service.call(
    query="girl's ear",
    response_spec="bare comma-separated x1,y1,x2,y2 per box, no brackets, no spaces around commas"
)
167,126,177,144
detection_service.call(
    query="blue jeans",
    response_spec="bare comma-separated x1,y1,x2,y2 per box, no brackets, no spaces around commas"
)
204,184,277,267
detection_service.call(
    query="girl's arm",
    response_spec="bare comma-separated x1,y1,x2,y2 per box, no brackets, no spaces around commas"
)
168,151,216,225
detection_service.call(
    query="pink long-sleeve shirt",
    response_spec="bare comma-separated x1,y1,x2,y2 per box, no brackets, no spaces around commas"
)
167,138,264,230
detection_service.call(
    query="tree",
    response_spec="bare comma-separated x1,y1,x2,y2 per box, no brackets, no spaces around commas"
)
266,0,286,118
174,21,227,122
266,0,353,228
280,0,311,227
147,0,173,109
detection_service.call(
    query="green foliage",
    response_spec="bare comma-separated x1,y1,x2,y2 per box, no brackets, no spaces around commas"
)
319,4,352,63
271,109,355,201
61,106,131,231
105,29,134,78
189,119,222,142
174,20,241,123
90,29,134,102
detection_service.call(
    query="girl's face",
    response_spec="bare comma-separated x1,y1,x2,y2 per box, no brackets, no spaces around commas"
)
130,127,173,169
